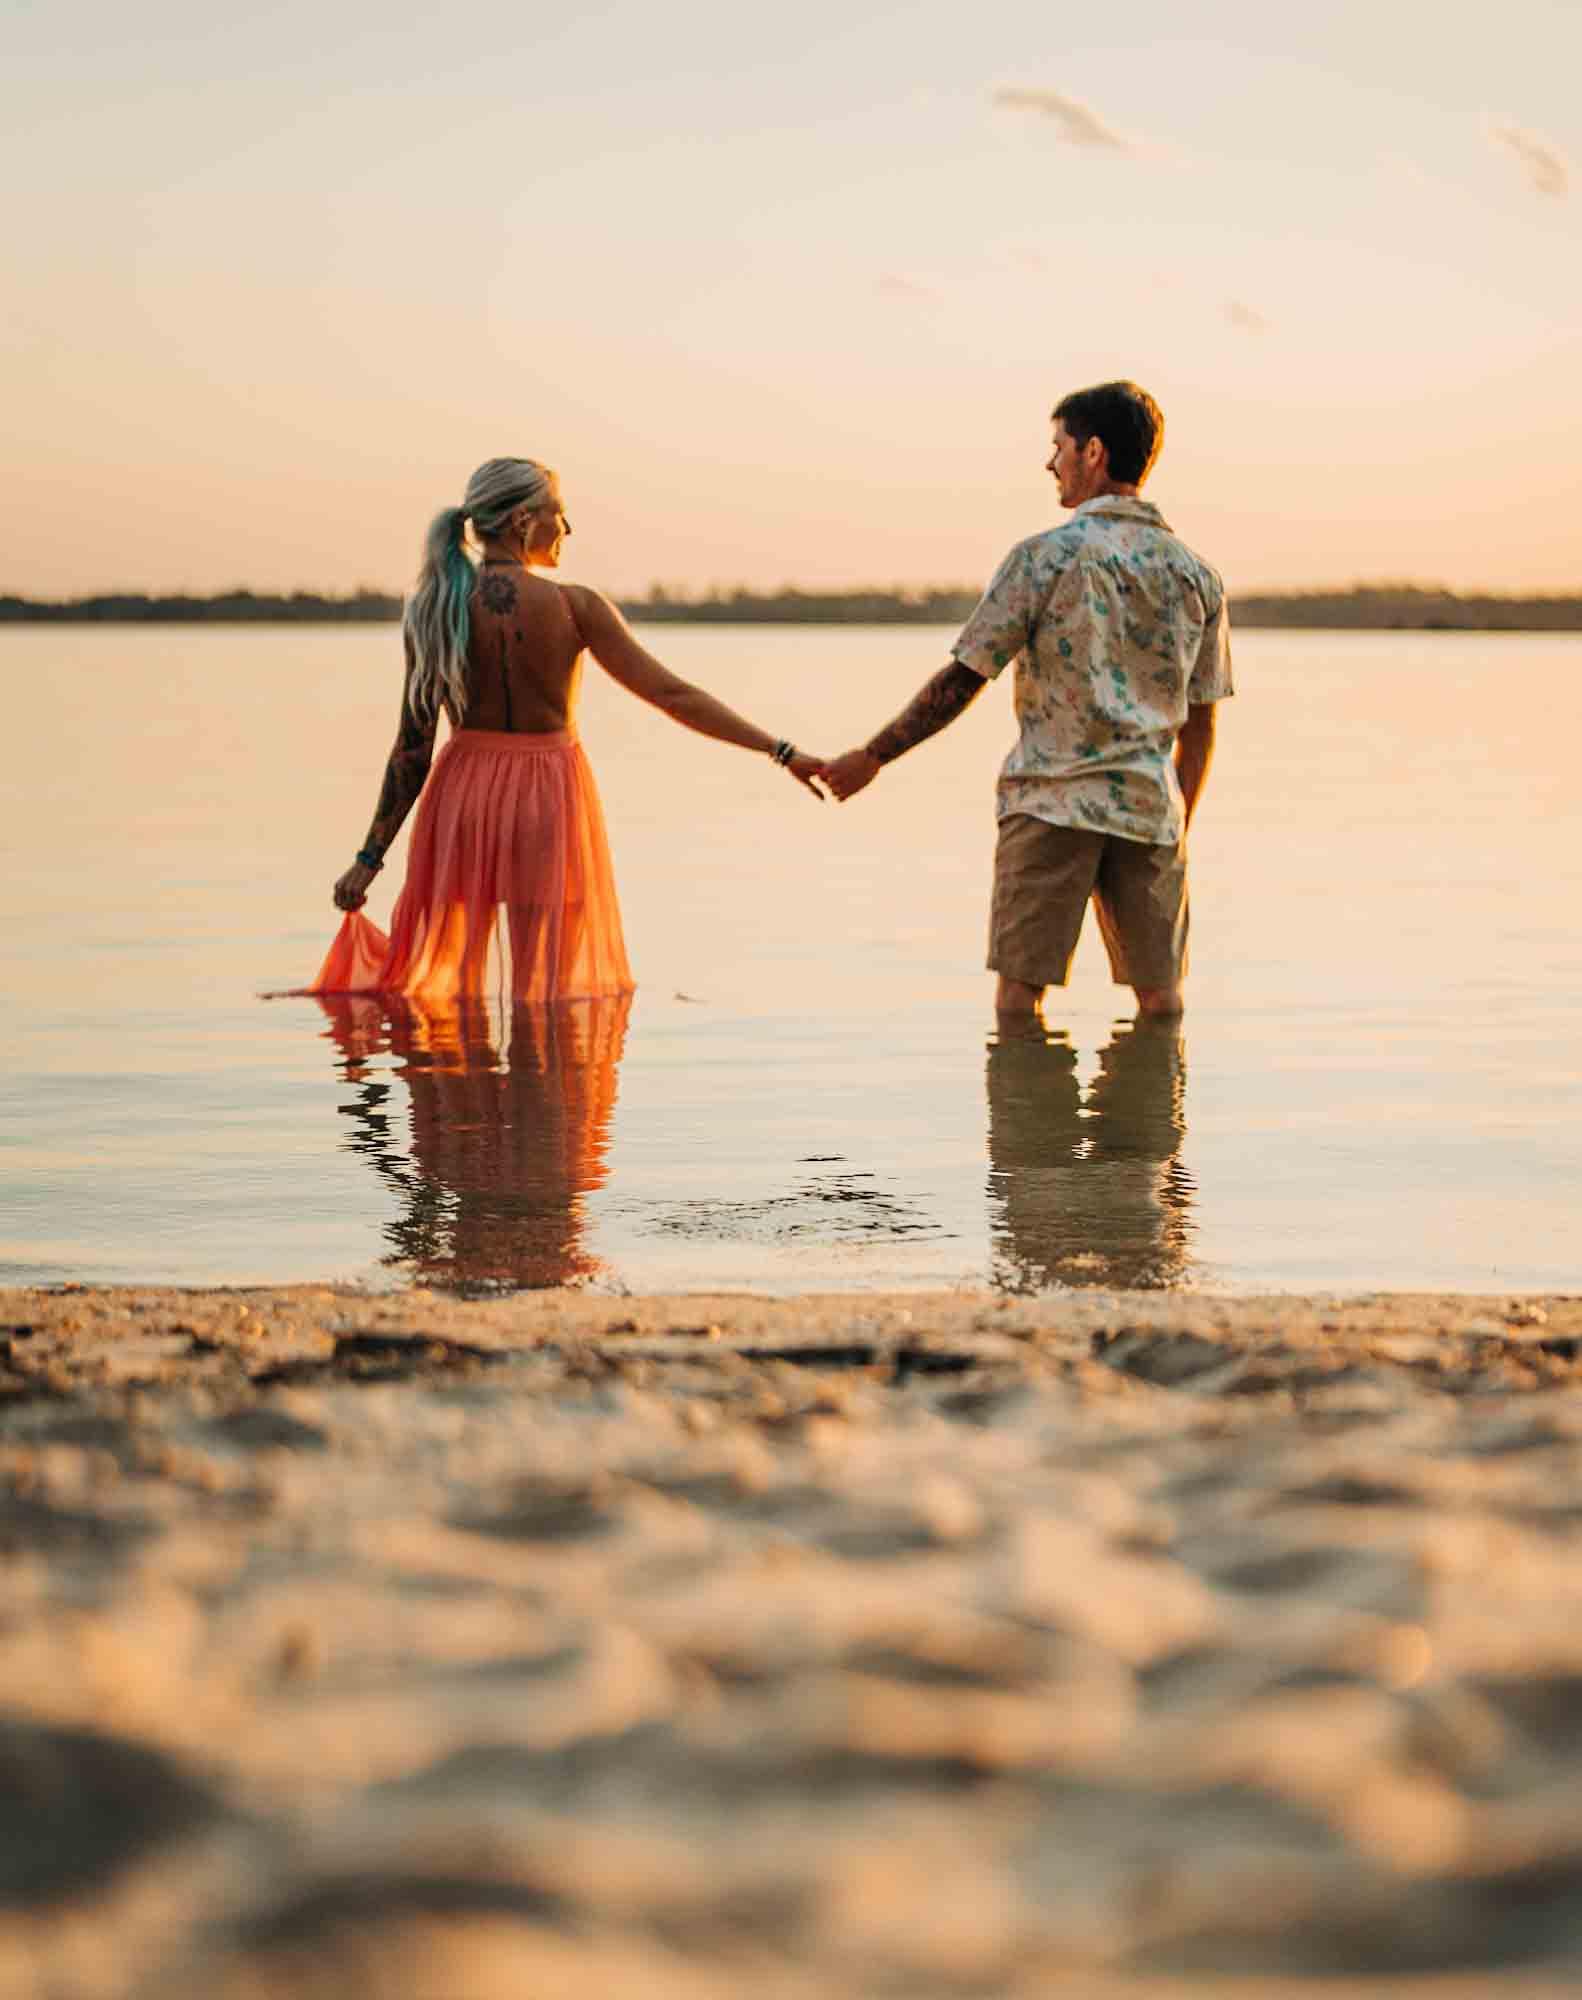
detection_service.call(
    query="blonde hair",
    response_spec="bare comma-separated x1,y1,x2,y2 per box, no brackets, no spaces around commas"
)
402,457,555,720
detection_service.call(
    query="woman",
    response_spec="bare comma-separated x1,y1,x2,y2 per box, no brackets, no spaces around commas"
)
306,456,824,1004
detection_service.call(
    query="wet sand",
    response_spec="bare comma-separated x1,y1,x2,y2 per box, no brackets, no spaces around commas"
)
5,1282,1582,1997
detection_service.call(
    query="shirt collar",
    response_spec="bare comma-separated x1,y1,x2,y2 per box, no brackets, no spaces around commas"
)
1071,496,1169,529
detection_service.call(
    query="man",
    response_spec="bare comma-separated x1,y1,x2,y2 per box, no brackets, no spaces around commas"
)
823,380,1232,1020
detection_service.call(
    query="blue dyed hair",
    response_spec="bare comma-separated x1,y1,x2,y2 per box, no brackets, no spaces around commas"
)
402,457,555,720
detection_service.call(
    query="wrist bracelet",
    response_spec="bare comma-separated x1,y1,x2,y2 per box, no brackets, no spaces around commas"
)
770,739,795,767
355,846,385,872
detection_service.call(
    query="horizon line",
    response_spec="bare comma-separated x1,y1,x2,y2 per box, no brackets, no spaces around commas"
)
4,580,1581,608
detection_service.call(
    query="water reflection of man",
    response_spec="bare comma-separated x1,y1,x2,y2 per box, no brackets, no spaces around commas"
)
986,1018,1193,1291
317,993,631,1290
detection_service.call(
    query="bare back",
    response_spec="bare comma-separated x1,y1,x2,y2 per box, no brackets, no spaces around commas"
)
458,568,586,734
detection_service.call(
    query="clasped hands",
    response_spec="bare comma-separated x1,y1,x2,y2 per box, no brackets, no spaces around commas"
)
785,747,881,803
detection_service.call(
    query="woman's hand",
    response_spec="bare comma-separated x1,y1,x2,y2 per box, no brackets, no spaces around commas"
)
333,860,380,912
786,750,829,800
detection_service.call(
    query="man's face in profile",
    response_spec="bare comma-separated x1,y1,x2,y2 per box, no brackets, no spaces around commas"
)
1046,420,1104,509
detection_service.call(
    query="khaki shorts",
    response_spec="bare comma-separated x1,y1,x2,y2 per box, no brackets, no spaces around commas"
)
987,814,1189,991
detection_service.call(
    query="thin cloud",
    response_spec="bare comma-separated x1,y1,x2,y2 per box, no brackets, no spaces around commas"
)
1224,299,1270,334
1489,123,1570,197
991,87,1134,153
875,275,934,302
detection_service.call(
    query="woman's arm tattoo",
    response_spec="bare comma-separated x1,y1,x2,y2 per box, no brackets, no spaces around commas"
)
865,660,985,765
361,699,437,856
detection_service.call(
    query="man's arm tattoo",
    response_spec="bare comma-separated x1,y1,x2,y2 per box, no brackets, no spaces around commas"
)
362,702,437,856
865,660,985,765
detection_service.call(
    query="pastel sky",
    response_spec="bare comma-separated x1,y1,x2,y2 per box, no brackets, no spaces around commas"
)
4,0,1579,597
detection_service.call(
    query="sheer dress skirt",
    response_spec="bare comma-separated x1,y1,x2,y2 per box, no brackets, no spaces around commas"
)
307,729,634,1005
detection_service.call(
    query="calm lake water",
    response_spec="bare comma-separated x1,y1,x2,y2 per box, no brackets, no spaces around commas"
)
3,623,1579,1294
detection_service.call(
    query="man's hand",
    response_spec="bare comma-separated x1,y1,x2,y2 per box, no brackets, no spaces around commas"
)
1174,702,1217,828
823,748,881,802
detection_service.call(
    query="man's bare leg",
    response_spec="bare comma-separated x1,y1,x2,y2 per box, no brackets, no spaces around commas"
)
996,974,1046,1022
1134,984,1184,1017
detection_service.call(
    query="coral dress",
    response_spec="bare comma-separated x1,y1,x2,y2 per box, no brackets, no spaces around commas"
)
307,726,634,1006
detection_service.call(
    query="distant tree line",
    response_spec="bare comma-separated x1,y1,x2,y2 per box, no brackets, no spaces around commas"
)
625,585,984,624
0,585,981,626
1229,586,1582,632
0,590,402,624
3,584,1579,630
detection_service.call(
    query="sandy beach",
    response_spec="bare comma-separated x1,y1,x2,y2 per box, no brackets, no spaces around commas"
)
3,1283,1582,1996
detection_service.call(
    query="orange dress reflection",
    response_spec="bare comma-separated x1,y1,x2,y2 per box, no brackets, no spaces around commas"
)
317,992,631,1291
986,1019,1194,1291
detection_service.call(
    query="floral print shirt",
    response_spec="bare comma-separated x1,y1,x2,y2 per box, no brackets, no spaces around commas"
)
952,497,1233,846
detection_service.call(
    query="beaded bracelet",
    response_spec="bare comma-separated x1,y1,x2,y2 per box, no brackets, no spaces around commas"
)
770,739,796,767
355,846,385,872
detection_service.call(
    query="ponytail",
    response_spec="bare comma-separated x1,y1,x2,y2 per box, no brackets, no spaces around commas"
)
402,506,473,722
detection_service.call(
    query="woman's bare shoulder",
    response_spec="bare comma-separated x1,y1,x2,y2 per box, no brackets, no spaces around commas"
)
502,571,594,627
558,581,624,637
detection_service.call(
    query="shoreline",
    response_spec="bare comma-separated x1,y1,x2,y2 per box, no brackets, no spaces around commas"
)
5,1283,1580,1397
7,1282,1582,1995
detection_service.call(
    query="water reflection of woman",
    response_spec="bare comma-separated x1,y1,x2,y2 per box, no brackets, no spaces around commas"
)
986,1018,1193,1291
317,992,631,1291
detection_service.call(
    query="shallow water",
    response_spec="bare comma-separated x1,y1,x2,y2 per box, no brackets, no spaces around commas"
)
3,623,1579,1292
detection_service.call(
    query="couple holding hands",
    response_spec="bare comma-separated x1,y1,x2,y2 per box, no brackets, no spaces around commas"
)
310,380,1232,1025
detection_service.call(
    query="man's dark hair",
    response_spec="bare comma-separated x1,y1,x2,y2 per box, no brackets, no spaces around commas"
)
1052,380,1164,487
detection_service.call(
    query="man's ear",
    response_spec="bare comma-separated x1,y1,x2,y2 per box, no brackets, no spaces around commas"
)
1084,435,1108,473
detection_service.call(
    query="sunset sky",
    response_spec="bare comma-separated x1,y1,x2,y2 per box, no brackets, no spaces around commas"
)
4,0,1578,599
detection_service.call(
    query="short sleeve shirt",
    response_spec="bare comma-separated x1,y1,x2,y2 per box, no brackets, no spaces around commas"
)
951,497,1233,846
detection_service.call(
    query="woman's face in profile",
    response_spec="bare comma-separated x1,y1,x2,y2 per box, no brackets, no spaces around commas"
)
526,486,572,567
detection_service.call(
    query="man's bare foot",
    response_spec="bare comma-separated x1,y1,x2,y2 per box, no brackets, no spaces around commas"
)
1134,985,1184,1017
